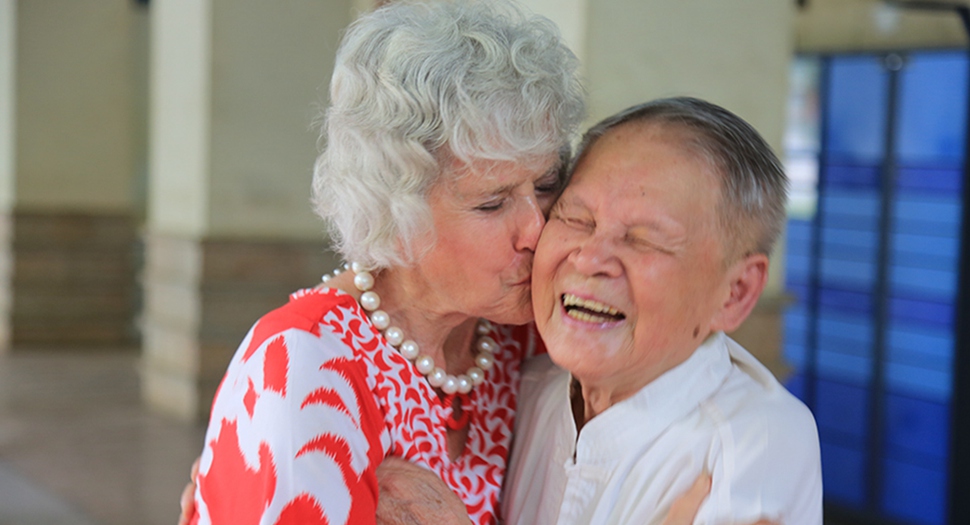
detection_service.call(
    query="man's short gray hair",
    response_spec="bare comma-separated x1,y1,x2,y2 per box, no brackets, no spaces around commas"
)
574,97,789,260
312,0,585,269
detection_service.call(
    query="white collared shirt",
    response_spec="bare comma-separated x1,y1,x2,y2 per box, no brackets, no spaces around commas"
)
501,332,822,525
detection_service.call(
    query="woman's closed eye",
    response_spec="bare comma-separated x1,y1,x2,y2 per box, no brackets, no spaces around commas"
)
475,199,505,212
535,179,562,196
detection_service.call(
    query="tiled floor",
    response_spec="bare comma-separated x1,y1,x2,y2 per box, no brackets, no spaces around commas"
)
0,349,206,525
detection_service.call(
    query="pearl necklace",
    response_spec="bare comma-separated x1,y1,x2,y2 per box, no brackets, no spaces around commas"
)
322,263,497,396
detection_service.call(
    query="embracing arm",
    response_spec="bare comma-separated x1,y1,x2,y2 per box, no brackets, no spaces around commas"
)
180,463,778,525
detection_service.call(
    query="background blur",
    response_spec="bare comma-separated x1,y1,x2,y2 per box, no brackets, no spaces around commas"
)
0,0,967,524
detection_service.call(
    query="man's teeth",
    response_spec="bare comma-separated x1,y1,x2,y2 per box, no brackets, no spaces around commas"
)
567,309,614,323
562,293,621,315
562,293,624,322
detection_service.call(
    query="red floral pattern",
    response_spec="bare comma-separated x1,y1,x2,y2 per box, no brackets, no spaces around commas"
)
192,287,539,525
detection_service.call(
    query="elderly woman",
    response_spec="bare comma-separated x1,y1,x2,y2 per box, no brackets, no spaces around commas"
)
188,1,583,525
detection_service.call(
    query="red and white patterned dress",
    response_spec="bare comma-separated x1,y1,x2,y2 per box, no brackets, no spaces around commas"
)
190,287,541,525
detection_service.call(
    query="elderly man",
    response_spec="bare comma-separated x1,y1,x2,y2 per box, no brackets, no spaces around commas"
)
501,97,822,524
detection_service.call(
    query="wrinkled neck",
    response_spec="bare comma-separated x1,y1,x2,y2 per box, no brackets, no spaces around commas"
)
328,267,478,373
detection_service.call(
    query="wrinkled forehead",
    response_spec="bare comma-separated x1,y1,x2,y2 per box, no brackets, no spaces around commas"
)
571,121,721,188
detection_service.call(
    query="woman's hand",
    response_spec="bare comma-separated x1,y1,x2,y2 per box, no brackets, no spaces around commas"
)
177,457,200,525
662,471,712,525
661,472,780,525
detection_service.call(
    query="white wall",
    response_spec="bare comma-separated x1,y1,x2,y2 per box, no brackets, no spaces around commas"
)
16,0,140,212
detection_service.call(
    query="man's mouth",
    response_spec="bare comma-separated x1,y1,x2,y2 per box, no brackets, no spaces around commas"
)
561,293,626,323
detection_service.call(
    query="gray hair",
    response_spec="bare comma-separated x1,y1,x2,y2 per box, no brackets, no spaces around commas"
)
312,0,586,269
573,97,789,260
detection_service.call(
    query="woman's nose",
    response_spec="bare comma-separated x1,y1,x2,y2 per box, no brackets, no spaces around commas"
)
514,195,545,252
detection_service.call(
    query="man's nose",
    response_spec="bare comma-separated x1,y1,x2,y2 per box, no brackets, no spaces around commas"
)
569,234,621,277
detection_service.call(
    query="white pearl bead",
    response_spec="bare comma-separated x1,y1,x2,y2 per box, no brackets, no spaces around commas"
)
415,355,435,375
476,320,492,335
456,375,472,394
400,340,419,360
476,336,497,354
359,291,381,311
343,262,351,271
321,274,331,282
370,310,390,330
441,376,458,394
475,352,494,371
467,367,484,385
385,327,404,347
332,268,342,276
350,272,491,397
353,271,374,292
428,367,447,387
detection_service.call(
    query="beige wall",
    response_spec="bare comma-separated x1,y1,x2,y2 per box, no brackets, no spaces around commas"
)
796,0,968,52
15,0,142,213
520,0,589,68
584,0,795,149
207,0,347,239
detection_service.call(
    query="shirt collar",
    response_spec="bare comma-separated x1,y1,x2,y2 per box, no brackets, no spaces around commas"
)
573,331,733,459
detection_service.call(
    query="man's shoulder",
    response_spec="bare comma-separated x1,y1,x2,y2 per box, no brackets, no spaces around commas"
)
708,337,819,445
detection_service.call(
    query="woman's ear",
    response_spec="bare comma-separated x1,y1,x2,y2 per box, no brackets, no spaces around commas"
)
710,253,769,333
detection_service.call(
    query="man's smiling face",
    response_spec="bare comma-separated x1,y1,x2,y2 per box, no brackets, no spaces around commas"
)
532,122,735,398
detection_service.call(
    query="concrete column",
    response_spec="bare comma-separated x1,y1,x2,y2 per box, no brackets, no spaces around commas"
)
581,0,797,377
0,0,15,354
142,0,351,420
0,0,145,352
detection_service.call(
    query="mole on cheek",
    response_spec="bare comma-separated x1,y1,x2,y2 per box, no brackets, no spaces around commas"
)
692,326,700,338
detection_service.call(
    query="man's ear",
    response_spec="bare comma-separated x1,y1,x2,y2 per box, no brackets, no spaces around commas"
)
710,253,769,333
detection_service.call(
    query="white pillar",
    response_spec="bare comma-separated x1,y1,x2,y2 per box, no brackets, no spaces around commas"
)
0,0,14,212
0,0,15,353
143,0,352,420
